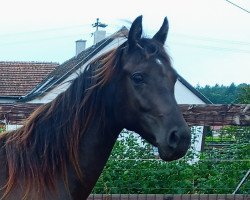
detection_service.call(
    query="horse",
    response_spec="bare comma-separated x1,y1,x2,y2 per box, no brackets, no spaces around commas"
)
0,16,191,200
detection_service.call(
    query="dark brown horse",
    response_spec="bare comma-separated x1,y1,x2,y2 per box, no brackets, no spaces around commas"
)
0,16,191,200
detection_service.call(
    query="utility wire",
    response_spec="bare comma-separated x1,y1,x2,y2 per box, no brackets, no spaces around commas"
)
0,31,117,46
0,24,91,38
1,36,249,54
0,33,91,46
168,42,250,54
224,0,250,14
172,33,250,46
0,24,119,38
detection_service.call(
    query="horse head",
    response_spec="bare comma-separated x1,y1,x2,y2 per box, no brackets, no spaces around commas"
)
115,16,191,161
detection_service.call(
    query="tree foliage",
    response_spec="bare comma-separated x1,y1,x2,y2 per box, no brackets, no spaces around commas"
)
196,83,249,104
235,85,250,104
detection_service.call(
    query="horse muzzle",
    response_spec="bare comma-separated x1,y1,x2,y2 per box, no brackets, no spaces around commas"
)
157,127,191,161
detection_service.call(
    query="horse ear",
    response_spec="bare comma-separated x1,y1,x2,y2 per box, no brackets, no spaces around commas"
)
128,15,143,50
153,17,169,45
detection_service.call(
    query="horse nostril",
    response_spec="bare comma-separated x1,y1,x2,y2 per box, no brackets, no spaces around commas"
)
168,130,180,149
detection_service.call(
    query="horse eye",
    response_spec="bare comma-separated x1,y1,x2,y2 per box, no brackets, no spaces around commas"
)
131,73,144,84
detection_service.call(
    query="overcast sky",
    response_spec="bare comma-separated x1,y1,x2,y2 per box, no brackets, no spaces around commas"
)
0,0,249,86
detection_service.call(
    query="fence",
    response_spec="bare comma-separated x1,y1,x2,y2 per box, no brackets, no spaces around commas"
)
0,104,250,126
0,103,249,199
87,194,249,200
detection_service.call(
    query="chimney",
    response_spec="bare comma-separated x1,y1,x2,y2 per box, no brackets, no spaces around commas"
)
93,30,106,45
75,39,86,56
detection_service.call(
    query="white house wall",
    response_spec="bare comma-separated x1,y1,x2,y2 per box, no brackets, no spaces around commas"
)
174,80,205,157
175,81,205,104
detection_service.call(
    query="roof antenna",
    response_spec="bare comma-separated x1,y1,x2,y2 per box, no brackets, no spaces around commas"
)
92,18,108,31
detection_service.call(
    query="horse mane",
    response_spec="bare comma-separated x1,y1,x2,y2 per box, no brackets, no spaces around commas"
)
0,45,124,199
0,35,170,199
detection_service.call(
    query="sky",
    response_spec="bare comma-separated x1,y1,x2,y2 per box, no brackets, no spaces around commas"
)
0,0,249,86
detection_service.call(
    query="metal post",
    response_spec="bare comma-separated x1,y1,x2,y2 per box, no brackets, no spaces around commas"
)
232,169,250,194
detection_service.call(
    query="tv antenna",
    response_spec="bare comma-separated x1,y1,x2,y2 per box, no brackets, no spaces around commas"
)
92,18,108,31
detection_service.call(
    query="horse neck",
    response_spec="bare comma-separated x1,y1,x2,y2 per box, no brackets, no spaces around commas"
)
70,111,122,199
68,80,123,199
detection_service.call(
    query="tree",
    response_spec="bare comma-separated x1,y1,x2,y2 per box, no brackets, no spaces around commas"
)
196,83,250,104
235,85,250,104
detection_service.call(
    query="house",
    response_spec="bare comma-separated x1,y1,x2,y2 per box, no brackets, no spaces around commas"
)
0,61,59,131
0,61,59,103
16,28,210,106
0,27,211,154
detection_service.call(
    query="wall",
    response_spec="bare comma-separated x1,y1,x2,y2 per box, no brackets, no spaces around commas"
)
175,81,206,155
175,81,205,104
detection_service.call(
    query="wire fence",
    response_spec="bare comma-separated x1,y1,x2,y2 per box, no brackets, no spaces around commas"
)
92,135,249,195
87,194,250,200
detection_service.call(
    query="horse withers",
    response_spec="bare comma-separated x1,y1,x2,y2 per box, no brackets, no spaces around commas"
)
0,16,191,199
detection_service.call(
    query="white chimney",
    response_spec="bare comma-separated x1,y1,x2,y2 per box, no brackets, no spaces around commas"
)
75,40,86,56
93,30,106,45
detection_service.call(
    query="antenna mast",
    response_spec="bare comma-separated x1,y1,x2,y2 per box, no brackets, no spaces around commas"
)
92,18,108,31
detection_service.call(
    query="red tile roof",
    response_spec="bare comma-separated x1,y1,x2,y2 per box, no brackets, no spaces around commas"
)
0,61,59,97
